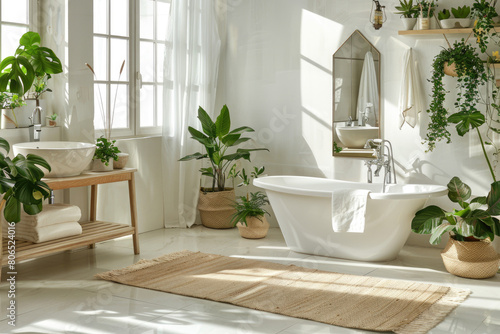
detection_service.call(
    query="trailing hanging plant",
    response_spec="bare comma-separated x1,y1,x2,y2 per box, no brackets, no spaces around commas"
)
425,40,488,154
472,0,498,53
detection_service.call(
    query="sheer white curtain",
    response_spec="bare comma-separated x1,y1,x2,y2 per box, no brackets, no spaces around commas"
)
162,0,221,228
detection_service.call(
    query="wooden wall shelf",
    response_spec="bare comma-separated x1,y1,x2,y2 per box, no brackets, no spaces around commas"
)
398,27,500,36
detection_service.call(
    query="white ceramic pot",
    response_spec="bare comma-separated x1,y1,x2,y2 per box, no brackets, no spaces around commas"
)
92,158,114,172
113,152,129,169
440,18,472,29
401,18,417,30
417,17,430,30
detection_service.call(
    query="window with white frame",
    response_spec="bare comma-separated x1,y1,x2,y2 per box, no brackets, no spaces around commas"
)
93,0,170,137
0,0,33,61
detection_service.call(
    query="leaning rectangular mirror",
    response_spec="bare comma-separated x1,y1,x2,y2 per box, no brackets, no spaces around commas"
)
333,30,381,158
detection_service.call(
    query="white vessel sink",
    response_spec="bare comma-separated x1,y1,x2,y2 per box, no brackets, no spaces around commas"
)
336,127,379,149
13,141,96,178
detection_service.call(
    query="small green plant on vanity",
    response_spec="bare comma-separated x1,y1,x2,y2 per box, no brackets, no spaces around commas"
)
94,137,120,166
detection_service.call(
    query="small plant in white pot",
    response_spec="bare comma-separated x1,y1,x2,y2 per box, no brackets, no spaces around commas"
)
92,136,119,172
439,5,472,29
395,0,420,30
230,166,271,239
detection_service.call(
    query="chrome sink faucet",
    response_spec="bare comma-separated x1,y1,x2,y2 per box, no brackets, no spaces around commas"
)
29,106,42,142
364,139,397,193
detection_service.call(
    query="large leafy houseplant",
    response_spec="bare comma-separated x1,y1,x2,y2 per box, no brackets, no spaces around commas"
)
412,177,500,244
0,31,62,99
180,105,268,192
0,137,51,223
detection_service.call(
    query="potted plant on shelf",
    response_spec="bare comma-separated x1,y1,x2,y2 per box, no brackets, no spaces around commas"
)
395,0,420,30
412,177,500,278
471,0,499,53
92,136,120,172
180,105,268,229
0,93,26,129
46,113,58,127
440,6,472,29
230,166,270,239
416,0,438,30
0,136,52,241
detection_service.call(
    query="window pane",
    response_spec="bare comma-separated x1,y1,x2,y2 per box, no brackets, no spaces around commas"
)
140,41,154,82
110,38,128,81
140,0,154,39
157,43,165,82
110,0,129,37
157,1,170,41
1,0,28,24
157,84,163,125
94,0,108,34
1,25,28,59
94,84,108,130
111,84,129,128
93,37,108,81
140,85,154,127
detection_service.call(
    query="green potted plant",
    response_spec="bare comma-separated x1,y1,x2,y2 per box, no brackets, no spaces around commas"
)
471,0,498,53
0,93,26,128
416,0,438,30
395,0,420,30
230,166,270,239
92,136,120,172
412,177,500,278
0,136,51,239
180,105,268,229
46,113,58,127
440,6,472,28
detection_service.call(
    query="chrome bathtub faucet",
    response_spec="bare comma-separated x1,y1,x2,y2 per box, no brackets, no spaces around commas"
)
28,106,43,142
364,139,396,193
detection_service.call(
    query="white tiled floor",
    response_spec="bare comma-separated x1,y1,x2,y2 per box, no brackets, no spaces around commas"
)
0,226,499,334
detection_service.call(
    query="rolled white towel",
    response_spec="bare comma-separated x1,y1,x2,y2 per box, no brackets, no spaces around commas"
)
18,203,82,227
10,221,83,243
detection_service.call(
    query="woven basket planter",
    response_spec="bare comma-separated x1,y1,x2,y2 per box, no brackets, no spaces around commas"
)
236,216,270,239
198,188,236,229
443,62,458,77
441,237,500,279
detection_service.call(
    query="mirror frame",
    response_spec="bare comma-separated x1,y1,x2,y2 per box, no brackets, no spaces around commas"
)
332,30,381,158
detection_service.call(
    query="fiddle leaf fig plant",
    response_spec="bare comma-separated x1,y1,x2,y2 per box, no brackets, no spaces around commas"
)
0,137,51,222
412,177,500,245
179,105,269,192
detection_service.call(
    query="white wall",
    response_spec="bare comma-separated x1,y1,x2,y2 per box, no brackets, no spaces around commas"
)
222,0,498,248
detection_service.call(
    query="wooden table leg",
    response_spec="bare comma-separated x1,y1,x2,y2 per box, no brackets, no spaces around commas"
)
88,184,98,249
128,173,140,254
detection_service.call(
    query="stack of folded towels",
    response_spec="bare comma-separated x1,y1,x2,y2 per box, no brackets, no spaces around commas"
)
1,203,82,243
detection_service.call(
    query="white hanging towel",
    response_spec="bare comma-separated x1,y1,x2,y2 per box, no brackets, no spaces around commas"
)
331,189,370,233
399,48,424,128
356,51,379,126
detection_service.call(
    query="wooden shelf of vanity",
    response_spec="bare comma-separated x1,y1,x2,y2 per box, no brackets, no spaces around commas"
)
398,27,500,36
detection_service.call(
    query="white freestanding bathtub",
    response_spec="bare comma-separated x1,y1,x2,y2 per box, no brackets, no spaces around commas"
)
254,176,447,261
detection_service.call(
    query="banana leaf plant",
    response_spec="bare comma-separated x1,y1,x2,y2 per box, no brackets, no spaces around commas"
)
0,137,51,222
0,31,62,98
179,105,268,192
412,177,500,245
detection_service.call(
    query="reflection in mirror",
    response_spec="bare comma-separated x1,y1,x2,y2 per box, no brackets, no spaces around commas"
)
333,30,380,158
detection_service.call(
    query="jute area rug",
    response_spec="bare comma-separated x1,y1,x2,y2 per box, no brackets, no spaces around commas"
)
96,250,470,334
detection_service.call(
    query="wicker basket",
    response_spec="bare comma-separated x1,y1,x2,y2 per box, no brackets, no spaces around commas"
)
198,188,236,229
236,216,269,239
441,237,500,279
444,62,458,77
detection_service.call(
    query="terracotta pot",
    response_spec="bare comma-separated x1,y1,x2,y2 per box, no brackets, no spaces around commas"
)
113,152,129,169
198,188,236,229
236,216,270,239
441,237,500,279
